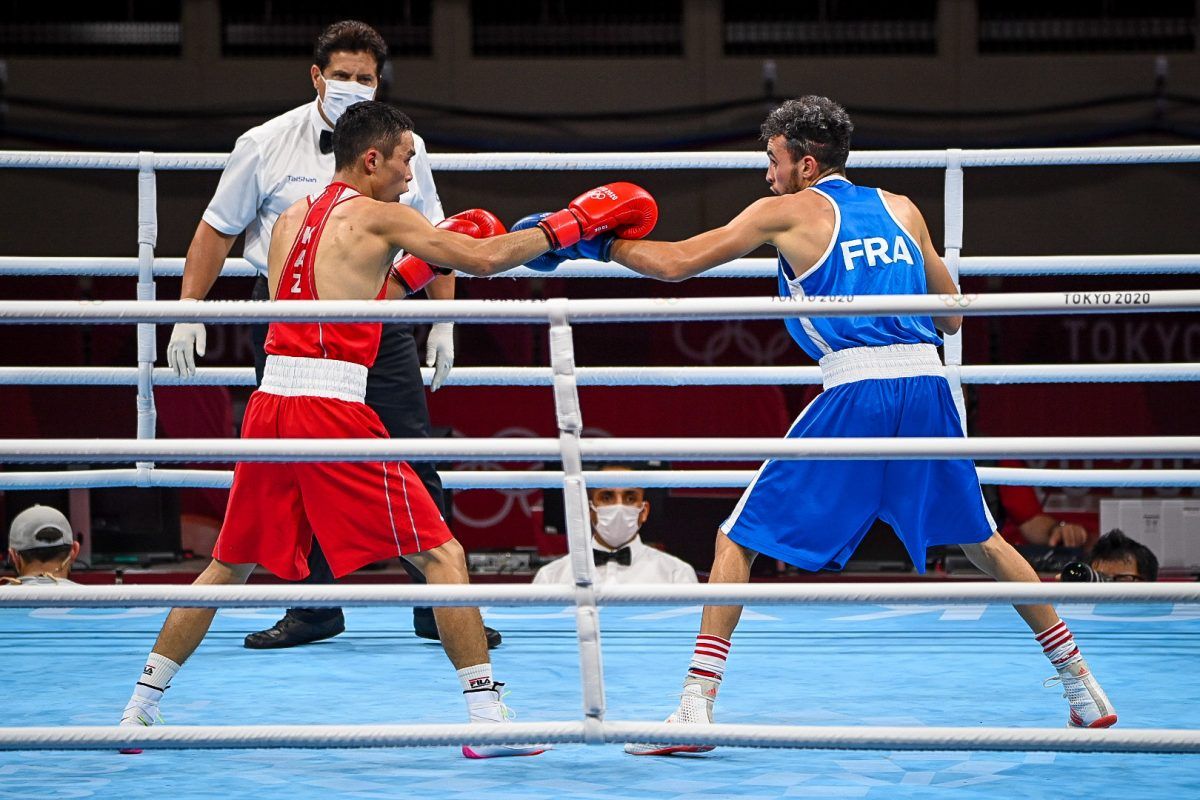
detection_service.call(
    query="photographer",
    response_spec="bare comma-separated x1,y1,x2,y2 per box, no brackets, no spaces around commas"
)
1060,529,1159,582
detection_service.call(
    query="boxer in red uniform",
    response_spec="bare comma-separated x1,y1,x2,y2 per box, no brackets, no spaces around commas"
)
120,101,657,758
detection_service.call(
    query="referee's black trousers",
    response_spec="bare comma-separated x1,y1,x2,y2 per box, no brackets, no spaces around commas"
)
250,276,441,627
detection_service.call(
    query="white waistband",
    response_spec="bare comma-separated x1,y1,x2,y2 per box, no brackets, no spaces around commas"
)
260,355,368,403
818,343,945,390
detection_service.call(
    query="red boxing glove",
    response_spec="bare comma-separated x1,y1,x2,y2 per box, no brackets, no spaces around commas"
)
436,217,484,238
390,210,500,295
449,208,506,237
537,182,658,250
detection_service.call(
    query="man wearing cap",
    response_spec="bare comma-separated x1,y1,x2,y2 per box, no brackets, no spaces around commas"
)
4,505,79,586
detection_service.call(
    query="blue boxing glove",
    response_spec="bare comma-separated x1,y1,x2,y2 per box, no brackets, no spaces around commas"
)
556,232,614,263
511,213,565,273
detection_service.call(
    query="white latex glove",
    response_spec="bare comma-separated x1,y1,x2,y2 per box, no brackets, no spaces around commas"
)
166,298,206,378
425,322,455,392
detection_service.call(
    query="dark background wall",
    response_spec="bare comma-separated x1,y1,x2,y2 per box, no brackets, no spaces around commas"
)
3,0,1199,259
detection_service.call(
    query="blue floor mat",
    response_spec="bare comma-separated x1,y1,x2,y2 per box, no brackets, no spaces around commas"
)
3,601,1198,798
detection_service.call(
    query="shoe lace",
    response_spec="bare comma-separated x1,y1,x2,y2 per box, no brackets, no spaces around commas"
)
122,703,164,726
1043,673,1092,707
496,684,517,721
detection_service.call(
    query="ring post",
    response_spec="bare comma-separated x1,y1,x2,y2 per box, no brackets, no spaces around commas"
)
942,148,968,429
135,152,159,484
546,298,607,739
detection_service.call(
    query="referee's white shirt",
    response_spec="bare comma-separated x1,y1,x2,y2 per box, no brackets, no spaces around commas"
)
202,99,444,276
532,536,698,586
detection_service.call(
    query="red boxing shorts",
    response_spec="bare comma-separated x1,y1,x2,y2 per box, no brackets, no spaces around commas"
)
213,356,451,580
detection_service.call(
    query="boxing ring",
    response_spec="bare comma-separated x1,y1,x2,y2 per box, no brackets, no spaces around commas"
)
2,145,1200,799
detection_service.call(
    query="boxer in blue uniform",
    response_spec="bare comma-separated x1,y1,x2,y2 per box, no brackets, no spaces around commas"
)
576,96,1116,753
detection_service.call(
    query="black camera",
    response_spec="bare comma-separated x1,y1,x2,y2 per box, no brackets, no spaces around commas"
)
1060,561,1110,583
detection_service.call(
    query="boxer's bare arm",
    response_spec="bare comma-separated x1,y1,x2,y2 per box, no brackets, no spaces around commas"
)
888,193,962,334
608,196,794,282
370,202,550,277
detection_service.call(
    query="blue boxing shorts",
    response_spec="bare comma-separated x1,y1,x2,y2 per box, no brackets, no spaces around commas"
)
721,344,995,573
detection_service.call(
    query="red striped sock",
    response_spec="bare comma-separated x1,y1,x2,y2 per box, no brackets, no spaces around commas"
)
687,634,731,682
1035,621,1080,668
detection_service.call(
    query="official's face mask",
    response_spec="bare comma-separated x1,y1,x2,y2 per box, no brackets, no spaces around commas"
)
591,502,644,549
318,76,376,124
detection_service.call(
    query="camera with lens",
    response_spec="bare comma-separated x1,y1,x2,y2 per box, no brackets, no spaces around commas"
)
1060,561,1109,582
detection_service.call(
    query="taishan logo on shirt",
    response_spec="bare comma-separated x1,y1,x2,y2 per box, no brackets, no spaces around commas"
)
286,175,319,184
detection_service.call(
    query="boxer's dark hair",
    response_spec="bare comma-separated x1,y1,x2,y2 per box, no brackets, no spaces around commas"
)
333,101,414,170
1090,528,1159,581
761,95,854,172
12,544,72,563
315,20,388,76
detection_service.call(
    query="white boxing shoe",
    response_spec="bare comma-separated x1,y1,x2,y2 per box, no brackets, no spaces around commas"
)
1045,657,1118,729
461,683,549,759
624,677,718,756
118,695,162,755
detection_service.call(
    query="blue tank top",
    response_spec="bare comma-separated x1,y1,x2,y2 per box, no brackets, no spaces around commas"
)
777,176,942,362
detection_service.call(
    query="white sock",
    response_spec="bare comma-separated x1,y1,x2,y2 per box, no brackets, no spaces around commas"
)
458,663,495,703
459,664,504,722
134,652,181,700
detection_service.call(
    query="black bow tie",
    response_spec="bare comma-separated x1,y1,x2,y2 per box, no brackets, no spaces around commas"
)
319,130,333,155
594,547,632,567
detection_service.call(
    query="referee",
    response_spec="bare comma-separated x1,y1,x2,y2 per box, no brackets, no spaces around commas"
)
166,20,500,650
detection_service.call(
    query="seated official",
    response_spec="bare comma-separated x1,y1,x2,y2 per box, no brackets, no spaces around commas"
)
996,461,1096,551
533,475,697,585
4,505,79,586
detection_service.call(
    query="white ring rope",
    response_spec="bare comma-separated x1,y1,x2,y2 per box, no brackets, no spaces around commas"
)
1,581,1196,608
1,722,1197,754
0,367,257,386
0,436,1196,463
510,255,1200,278
0,291,1197,325
601,723,1200,755
0,257,258,278
2,145,1199,171
1,466,1198,492
3,254,1199,278
0,722,586,752
2,363,1197,387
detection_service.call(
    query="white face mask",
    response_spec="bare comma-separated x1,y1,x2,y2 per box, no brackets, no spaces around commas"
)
318,76,376,125
591,502,644,549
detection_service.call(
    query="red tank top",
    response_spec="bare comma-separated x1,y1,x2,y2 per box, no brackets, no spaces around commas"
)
264,182,387,367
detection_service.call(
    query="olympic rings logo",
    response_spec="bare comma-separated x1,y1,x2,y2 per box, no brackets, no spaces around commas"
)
939,293,978,309
672,320,793,365
450,426,543,530
450,426,613,529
